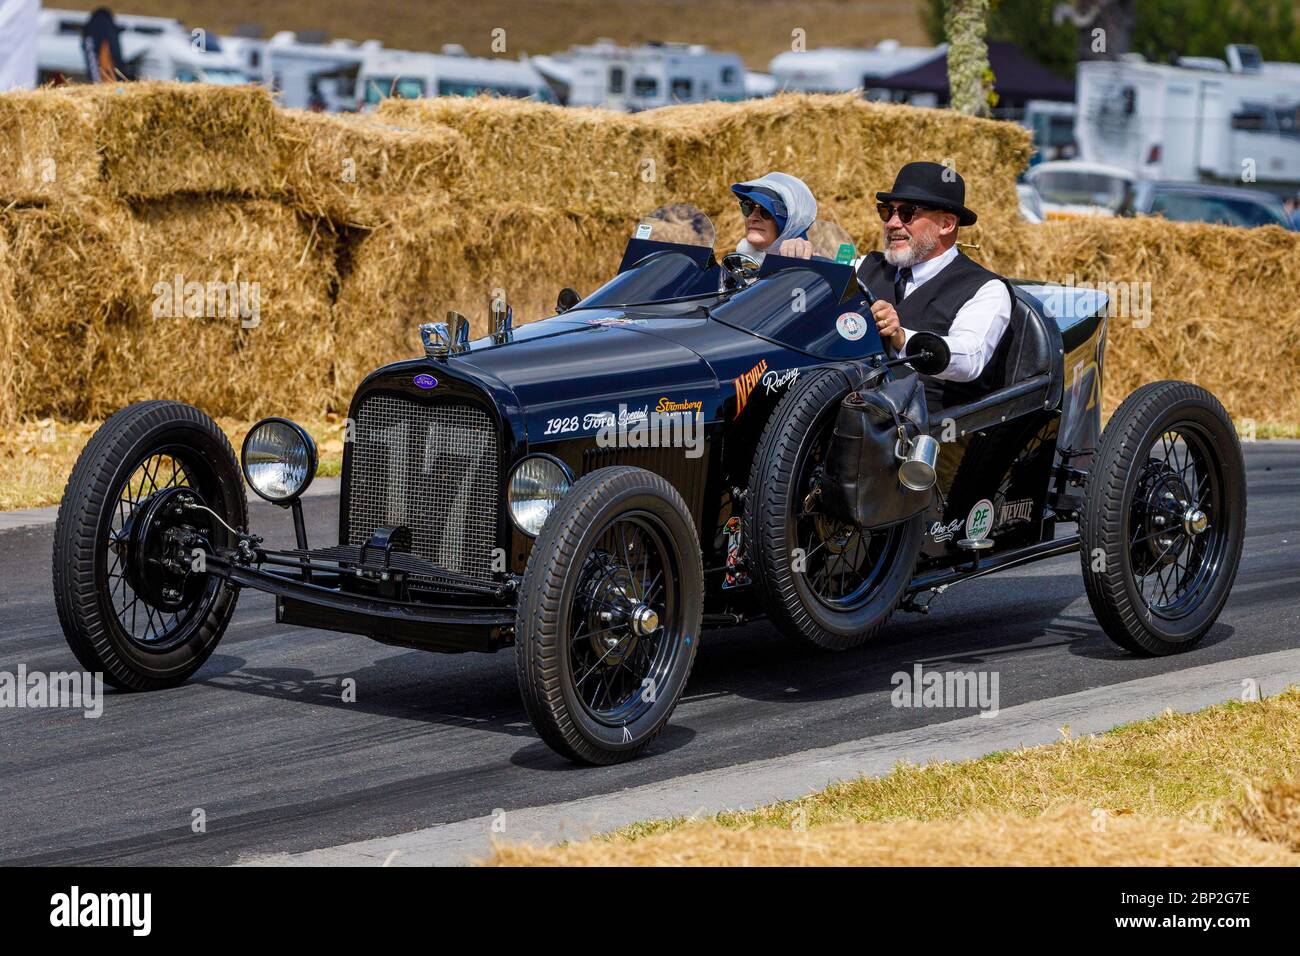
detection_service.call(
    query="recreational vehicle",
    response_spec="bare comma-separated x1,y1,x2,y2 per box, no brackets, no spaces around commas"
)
531,39,747,109
1076,45,1300,192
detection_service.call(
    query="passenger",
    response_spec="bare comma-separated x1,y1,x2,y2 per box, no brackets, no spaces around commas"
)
857,162,1013,414
730,172,817,262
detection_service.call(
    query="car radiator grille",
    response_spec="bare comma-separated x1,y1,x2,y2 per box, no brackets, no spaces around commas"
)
347,395,499,581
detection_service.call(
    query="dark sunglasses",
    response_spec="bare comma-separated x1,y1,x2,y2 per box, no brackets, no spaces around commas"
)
739,199,774,221
876,202,934,225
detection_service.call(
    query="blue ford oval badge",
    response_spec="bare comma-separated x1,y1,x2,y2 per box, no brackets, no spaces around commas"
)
413,374,438,390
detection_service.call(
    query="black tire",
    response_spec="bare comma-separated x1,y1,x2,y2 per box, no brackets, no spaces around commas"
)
745,369,923,650
53,401,248,690
515,466,703,765
1080,381,1246,656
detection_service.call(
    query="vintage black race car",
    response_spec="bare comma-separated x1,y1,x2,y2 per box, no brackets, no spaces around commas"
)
53,207,1247,765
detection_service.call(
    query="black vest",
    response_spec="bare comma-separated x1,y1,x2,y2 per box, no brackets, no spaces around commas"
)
856,250,1009,414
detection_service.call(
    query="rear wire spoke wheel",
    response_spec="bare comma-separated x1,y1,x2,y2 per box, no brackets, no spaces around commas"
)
516,467,703,765
53,401,248,689
746,369,923,650
1081,381,1246,655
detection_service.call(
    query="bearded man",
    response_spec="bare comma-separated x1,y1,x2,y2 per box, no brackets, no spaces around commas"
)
856,162,1013,416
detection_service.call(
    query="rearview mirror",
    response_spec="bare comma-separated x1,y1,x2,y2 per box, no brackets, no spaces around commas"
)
904,331,950,376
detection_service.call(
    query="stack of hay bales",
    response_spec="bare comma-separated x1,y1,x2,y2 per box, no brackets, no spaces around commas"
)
992,216,1300,424
0,84,343,421
1,82,1298,431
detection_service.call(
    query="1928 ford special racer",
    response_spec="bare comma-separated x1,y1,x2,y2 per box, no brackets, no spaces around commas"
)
53,208,1246,764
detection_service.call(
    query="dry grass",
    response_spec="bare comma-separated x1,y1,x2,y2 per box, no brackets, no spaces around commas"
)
487,690,1300,865
44,0,929,71
0,415,347,512
488,807,1298,867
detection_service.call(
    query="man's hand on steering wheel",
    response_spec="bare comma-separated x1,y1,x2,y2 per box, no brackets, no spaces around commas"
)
870,300,907,352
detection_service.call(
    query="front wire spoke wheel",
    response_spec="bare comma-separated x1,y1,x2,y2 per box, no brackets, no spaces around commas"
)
515,466,703,765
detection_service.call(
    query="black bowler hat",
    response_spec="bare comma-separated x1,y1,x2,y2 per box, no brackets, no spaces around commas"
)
876,161,977,226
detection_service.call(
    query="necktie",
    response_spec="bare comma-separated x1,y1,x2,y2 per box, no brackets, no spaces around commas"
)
893,266,912,305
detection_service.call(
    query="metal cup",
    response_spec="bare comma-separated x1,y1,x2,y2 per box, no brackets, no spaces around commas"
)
898,433,940,491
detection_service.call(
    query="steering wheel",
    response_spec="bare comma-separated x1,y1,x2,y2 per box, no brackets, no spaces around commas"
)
719,252,761,292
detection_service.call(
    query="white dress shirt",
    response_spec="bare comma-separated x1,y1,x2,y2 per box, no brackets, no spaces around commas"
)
893,245,1012,383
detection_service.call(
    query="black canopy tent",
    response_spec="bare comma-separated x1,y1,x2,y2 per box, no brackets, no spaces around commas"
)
873,41,1075,108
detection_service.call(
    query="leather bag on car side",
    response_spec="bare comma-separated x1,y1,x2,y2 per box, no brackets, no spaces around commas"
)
820,367,932,529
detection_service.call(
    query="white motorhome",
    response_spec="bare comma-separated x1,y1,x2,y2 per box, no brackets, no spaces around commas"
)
768,40,942,103
357,45,553,109
224,32,376,111
531,39,746,110
37,8,249,85
1076,44,1300,191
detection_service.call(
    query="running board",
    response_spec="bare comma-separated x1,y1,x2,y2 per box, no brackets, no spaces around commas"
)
902,533,1081,612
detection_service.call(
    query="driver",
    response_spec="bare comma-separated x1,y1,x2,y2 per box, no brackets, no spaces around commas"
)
730,172,817,262
856,162,1013,415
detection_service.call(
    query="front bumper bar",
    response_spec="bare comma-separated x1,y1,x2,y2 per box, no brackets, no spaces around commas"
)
209,549,516,654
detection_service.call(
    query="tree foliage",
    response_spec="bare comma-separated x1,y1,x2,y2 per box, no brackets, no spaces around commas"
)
924,0,1300,77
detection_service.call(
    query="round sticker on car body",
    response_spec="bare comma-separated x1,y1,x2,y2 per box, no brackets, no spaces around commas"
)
836,311,868,341
965,498,994,541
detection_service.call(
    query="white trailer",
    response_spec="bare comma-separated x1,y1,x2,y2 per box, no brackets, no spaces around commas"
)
531,39,746,110
768,40,941,103
1076,45,1300,191
223,32,375,111
357,46,553,110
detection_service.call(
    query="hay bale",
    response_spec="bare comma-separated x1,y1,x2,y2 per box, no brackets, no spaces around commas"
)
70,82,280,200
382,93,1031,242
276,110,470,228
986,217,1300,427
0,229,18,425
0,201,135,421
377,95,707,216
110,197,340,419
332,199,631,392
0,89,101,204
642,93,1031,227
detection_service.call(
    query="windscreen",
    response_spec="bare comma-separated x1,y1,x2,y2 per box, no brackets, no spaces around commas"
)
574,205,720,308
710,264,884,360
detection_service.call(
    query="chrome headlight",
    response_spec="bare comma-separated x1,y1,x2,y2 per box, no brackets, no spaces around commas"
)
508,455,572,536
241,418,317,504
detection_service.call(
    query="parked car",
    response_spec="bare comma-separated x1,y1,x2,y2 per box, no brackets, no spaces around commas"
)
52,207,1246,765
1025,160,1136,218
1017,181,1045,223
1121,180,1297,229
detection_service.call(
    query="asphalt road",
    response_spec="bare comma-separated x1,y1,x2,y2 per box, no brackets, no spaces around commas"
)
0,443,1296,865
